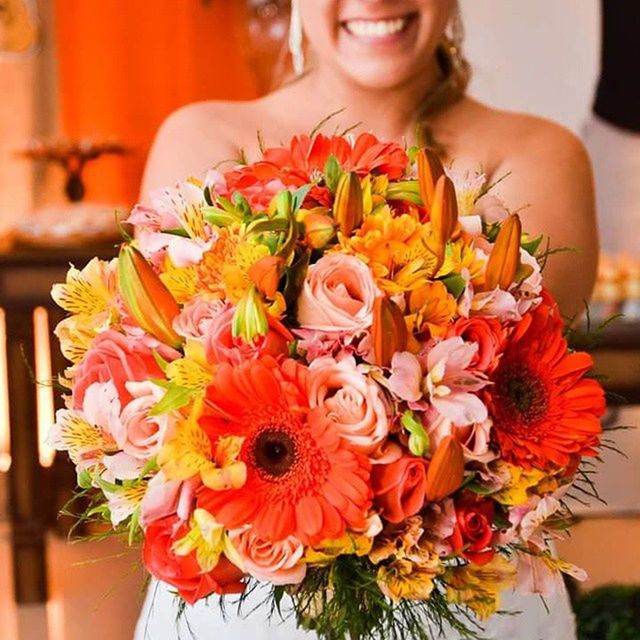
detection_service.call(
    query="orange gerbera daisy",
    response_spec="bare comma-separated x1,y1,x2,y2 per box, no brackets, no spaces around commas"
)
485,299,605,470
197,356,372,545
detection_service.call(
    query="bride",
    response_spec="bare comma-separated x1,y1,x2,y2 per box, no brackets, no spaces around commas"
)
135,1,597,638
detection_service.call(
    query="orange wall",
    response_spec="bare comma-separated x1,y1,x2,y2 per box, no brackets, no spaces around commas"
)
53,0,259,206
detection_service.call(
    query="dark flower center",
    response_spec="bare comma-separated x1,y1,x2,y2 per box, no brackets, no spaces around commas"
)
252,429,297,478
494,365,548,425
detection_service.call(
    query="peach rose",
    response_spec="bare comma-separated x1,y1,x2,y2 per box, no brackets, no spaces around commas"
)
71,330,165,410
203,306,293,365
230,528,306,585
309,356,388,455
297,254,378,332
120,381,172,460
371,456,429,524
173,297,225,340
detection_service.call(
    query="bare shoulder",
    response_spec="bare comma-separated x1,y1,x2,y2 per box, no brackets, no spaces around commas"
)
140,99,265,200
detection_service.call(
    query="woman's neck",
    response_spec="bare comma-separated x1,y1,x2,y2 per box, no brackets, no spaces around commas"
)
292,58,442,143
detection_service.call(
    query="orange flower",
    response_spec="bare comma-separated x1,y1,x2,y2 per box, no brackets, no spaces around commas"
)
197,357,371,545
406,281,457,337
485,299,605,470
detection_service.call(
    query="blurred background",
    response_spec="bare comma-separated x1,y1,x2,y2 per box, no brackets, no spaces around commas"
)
0,1,638,639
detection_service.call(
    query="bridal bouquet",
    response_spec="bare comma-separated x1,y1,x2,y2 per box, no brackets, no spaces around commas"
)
50,132,606,639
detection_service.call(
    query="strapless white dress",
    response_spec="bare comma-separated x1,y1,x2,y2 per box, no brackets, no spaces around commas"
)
134,579,576,640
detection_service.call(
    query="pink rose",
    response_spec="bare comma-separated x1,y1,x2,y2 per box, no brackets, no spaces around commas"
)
173,297,226,340
120,381,172,460
203,306,293,365
297,254,378,333
309,356,388,455
229,528,306,585
71,330,165,410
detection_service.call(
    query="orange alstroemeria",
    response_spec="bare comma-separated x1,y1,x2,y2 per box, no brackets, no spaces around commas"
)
371,296,408,368
118,244,183,348
483,214,522,291
407,281,457,337
425,436,465,502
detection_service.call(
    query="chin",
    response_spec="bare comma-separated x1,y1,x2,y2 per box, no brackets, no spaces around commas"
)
336,59,428,91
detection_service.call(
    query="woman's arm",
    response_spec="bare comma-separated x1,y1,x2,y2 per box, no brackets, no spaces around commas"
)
492,117,598,320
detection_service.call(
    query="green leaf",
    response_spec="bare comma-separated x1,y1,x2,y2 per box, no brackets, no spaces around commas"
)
283,249,311,313
202,205,243,227
274,189,293,219
152,350,171,373
522,233,544,256
324,155,343,193
77,469,93,490
440,273,467,299
150,383,194,416
203,185,214,206
246,217,290,235
232,191,252,218
160,227,190,237
386,181,422,204
292,184,313,212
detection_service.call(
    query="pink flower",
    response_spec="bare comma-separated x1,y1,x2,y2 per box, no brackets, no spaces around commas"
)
447,317,506,373
120,381,173,460
229,528,306,585
203,306,293,365
140,472,197,528
388,352,423,404
173,297,226,340
515,553,586,597
136,228,213,268
426,411,496,463
297,254,378,333
308,356,388,456
125,204,180,231
424,338,489,426
71,330,166,410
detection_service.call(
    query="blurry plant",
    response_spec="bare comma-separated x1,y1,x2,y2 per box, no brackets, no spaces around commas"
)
575,585,640,640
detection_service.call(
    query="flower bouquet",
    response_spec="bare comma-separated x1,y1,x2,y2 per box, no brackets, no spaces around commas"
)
50,132,606,639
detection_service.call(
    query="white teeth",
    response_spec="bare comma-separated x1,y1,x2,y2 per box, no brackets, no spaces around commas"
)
345,17,408,39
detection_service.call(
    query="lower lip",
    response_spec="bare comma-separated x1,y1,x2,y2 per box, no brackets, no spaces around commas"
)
340,14,418,48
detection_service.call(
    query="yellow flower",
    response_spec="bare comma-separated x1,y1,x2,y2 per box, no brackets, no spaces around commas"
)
377,553,441,602
54,315,104,364
437,239,486,284
173,508,243,572
338,207,438,293
158,403,246,491
51,257,117,317
446,555,516,620
406,280,457,337
160,260,199,304
305,532,373,566
492,462,548,506
165,341,214,390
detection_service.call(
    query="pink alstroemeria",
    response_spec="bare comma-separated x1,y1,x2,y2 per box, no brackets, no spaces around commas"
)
424,338,489,426
515,552,587,597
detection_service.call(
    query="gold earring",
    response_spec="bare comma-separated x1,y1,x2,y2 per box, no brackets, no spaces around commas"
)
288,0,305,76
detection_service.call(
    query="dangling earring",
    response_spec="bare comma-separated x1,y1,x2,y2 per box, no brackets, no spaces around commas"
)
289,0,305,76
444,3,466,81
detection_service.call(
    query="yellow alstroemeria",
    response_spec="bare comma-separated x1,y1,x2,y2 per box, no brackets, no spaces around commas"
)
51,257,118,317
159,258,199,304
173,508,244,572
223,241,271,303
446,555,516,620
492,462,548,506
437,239,487,284
377,554,441,602
48,408,118,466
173,177,209,241
305,532,374,566
158,404,246,491
103,482,148,527
165,340,214,391
54,315,105,364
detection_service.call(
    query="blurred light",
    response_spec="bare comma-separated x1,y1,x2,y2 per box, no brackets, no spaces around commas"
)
33,307,55,468
0,309,10,472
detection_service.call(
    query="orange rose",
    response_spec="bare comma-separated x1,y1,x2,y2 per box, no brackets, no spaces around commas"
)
447,317,506,373
143,516,245,604
371,456,429,524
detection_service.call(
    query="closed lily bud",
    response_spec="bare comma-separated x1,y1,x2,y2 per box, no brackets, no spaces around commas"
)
425,436,465,502
248,255,284,299
118,244,183,348
302,211,336,249
430,175,459,248
232,285,268,344
333,171,364,236
371,296,408,368
483,214,522,291
417,147,445,210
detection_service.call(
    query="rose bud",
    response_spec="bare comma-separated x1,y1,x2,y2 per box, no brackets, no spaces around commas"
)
248,255,284,299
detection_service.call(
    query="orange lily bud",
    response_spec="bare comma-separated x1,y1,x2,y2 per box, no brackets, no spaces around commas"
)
417,147,445,210
334,171,364,236
118,245,183,349
248,255,284,299
483,214,522,291
430,175,459,248
371,296,408,368
425,436,465,502
302,211,336,249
